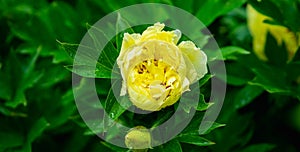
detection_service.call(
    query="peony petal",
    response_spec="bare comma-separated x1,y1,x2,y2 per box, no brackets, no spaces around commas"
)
140,22,181,44
120,33,141,54
178,41,208,82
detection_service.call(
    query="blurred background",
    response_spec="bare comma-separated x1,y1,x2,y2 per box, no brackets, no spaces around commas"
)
0,0,300,151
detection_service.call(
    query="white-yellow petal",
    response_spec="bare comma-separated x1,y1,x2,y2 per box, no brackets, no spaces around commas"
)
140,22,181,44
117,23,208,111
178,41,208,83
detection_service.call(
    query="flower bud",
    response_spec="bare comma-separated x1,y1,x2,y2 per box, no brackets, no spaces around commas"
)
125,126,151,151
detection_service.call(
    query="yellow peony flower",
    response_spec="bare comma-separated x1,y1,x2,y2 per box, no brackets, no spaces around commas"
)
117,23,207,111
247,5,299,61
125,126,151,150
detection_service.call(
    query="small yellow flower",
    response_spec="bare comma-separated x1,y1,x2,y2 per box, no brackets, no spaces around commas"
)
117,23,207,111
247,5,299,61
125,126,151,150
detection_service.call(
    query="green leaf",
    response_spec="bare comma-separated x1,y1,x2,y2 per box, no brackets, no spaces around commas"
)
199,74,213,87
0,122,24,149
264,32,288,66
116,12,135,50
27,117,49,143
37,64,70,88
248,0,300,33
47,89,76,129
105,79,131,120
196,94,213,111
86,23,119,68
8,12,56,46
65,64,118,79
151,110,174,128
195,0,246,26
0,68,12,100
177,134,215,146
249,64,289,94
0,104,27,117
210,111,254,151
5,49,43,108
58,41,120,78
291,47,300,62
221,46,250,60
248,0,283,26
152,139,182,152
57,40,79,59
45,2,82,43
234,85,264,109
101,141,128,152
102,79,131,132
198,121,226,135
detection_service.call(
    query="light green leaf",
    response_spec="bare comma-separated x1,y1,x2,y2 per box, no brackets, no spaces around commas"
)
196,94,213,111
199,74,213,87
102,79,131,131
221,46,250,60
105,79,131,120
86,23,119,68
59,41,120,79
65,64,118,79
116,13,135,50
195,0,247,26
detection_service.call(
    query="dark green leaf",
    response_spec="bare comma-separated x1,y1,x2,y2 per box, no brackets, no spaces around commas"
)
152,139,182,152
5,50,43,108
198,121,225,135
249,64,289,94
264,32,288,66
291,47,300,62
234,85,264,109
0,69,12,100
177,134,215,146
101,141,128,152
0,122,24,149
241,143,276,152
27,117,49,143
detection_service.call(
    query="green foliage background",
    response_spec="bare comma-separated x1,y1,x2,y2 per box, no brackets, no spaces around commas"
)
0,0,300,151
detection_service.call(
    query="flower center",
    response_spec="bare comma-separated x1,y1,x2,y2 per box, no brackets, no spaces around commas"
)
128,59,181,102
